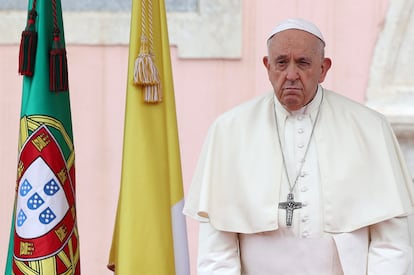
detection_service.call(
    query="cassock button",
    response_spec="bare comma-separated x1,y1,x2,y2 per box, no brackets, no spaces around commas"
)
302,201,308,207
298,144,304,149
297,128,304,134
300,186,308,192
302,231,309,238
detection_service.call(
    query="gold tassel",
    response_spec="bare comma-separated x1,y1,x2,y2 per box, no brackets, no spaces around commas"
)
144,83,162,103
134,0,162,104
133,36,160,86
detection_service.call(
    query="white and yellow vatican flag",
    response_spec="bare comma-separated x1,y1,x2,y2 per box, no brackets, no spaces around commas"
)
107,0,190,274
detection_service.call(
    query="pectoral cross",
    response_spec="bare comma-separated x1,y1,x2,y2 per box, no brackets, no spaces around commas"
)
278,193,302,226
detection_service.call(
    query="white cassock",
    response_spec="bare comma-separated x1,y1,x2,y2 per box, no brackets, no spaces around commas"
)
183,86,414,275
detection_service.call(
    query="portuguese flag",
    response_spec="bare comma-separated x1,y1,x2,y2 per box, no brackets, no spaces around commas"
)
5,0,80,274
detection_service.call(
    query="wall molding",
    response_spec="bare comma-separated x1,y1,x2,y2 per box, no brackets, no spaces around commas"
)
0,0,241,58
366,0,414,130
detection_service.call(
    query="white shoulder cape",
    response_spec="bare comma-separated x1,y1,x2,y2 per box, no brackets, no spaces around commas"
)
183,89,414,233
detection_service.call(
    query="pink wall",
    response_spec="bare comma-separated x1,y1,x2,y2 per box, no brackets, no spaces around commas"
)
0,0,388,274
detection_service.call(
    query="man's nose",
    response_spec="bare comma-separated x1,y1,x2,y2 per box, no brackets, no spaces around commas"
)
286,64,299,80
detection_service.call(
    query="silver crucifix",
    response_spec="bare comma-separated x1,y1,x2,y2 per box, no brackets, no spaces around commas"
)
278,192,302,226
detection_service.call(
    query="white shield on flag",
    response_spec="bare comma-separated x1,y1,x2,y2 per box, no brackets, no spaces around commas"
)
15,156,69,239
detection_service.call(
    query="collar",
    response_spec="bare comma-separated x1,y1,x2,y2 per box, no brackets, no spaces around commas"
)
273,85,324,127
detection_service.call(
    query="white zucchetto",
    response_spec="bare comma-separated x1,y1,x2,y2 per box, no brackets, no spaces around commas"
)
268,18,325,45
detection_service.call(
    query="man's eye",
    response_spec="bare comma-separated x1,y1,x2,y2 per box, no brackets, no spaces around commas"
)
298,60,311,66
275,61,287,68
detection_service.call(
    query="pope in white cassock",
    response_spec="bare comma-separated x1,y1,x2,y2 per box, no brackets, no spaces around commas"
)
183,18,414,275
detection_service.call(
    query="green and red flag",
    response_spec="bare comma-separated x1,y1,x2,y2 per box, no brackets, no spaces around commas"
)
5,0,80,274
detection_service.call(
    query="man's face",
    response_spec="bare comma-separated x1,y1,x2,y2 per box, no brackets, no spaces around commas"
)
263,29,331,111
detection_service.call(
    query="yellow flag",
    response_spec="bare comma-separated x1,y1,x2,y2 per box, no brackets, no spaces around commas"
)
108,0,190,274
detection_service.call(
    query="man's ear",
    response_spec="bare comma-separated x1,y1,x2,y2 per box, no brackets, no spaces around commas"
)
319,57,332,83
263,56,270,68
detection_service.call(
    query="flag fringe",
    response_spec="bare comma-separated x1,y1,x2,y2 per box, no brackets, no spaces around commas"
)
133,35,162,103
133,36,160,85
144,84,162,103
49,34,69,92
18,10,38,76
